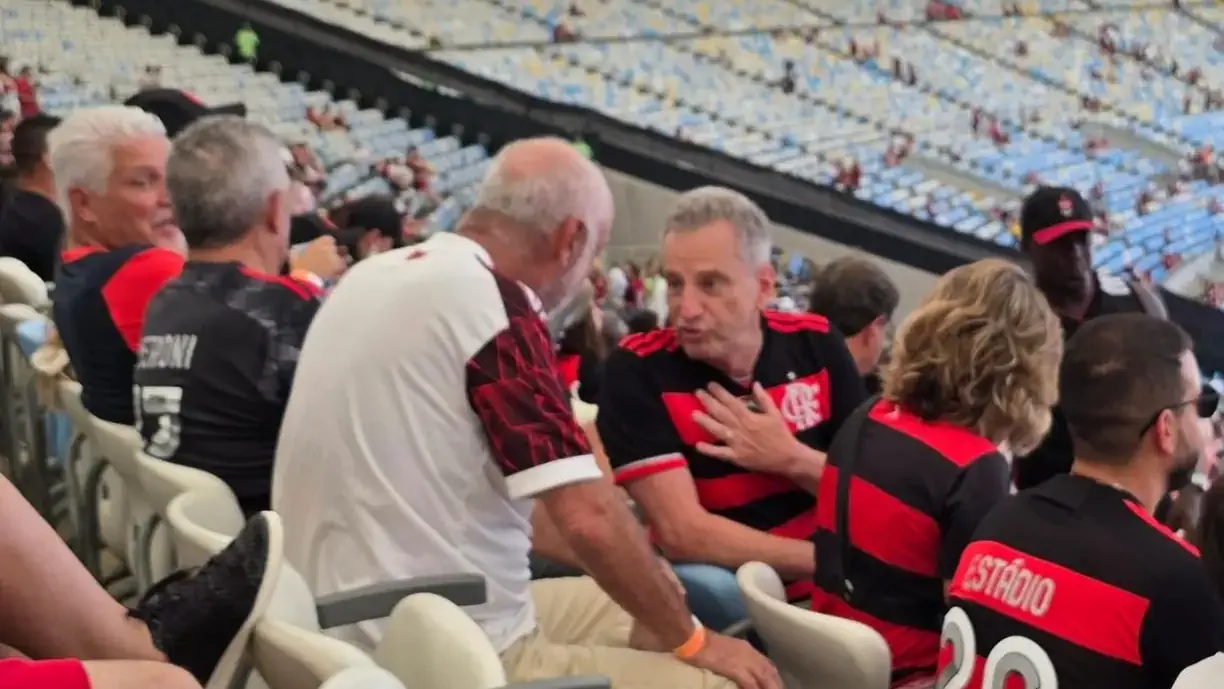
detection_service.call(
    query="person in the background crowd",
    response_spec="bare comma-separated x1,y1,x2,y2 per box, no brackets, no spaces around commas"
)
626,309,659,335
0,58,16,116
14,66,38,120
404,146,435,198
806,255,899,394
1014,185,1169,490
49,106,184,425
330,194,405,262
813,259,1061,686
942,314,1224,689
1194,478,1224,602
0,114,62,281
273,139,777,689
643,257,668,321
234,22,260,63
137,65,162,92
780,59,796,95
625,261,644,308
606,260,629,310
557,299,606,404
0,111,17,169
136,116,344,517
597,187,866,633
572,132,593,160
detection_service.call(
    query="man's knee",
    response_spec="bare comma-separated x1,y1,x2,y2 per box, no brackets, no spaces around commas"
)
83,660,201,689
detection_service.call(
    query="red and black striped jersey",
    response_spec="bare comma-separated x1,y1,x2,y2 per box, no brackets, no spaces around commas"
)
939,474,1224,689
812,400,1011,682
596,312,867,599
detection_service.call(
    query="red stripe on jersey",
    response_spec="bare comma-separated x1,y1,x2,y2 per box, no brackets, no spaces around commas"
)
621,328,678,356
817,465,940,577
693,471,799,511
238,266,320,300
1122,500,1200,557
950,540,1148,665
935,653,1026,689
613,454,688,484
770,504,819,540
812,589,941,673
661,371,831,446
869,400,996,469
764,311,830,333
556,354,581,389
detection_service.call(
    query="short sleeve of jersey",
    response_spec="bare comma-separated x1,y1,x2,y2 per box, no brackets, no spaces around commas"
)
269,283,323,401
101,247,184,352
464,277,600,501
1140,558,1224,688
595,346,687,484
938,452,1011,579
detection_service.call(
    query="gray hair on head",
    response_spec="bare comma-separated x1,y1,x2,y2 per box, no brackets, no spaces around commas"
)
664,186,773,266
47,105,166,220
472,137,608,242
166,115,289,249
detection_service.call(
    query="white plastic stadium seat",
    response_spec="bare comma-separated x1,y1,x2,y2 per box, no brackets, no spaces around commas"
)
321,667,410,689
736,561,891,689
253,618,377,689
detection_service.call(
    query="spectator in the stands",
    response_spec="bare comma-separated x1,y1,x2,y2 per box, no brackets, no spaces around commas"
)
557,300,606,404
404,146,435,197
0,114,63,281
1196,479,1224,602
597,187,867,632
780,59,796,95
806,256,899,394
14,66,38,120
274,139,778,689
331,194,405,261
1014,186,1170,490
0,111,16,169
813,258,1061,685
234,22,260,63
50,106,183,424
625,309,659,335
136,116,344,516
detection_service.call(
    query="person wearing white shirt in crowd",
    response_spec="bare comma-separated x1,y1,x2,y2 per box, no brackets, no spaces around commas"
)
272,137,779,689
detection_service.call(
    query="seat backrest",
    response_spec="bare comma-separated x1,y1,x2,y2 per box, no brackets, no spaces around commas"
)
253,619,376,689
0,257,48,307
265,562,326,631
57,379,91,429
736,562,891,689
134,450,241,520
320,667,406,689
373,593,506,689
89,417,145,486
166,488,247,569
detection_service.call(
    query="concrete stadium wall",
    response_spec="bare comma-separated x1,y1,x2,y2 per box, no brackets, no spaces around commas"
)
603,169,939,319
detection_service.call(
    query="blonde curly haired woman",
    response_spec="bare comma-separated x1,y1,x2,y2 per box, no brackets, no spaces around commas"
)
809,258,1063,688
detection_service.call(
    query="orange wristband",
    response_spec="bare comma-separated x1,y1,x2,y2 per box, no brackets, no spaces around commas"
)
673,619,707,660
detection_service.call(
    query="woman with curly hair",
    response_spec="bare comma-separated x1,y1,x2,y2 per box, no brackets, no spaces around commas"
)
810,258,1063,688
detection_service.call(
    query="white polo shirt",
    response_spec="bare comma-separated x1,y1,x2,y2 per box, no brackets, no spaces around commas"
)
271,233,602,651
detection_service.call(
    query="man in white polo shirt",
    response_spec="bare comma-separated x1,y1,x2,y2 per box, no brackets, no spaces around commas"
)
271,138,778,689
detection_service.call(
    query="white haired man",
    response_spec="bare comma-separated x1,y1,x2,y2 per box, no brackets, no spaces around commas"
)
273,139,779,689
135,116,344,518
595,187,867,631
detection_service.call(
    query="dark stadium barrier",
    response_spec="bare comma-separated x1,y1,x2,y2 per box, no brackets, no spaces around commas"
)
87,0,1224,373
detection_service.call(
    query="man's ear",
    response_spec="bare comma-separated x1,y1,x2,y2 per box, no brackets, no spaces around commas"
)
553,216,584,265
68,187,95,225
756,262,777,308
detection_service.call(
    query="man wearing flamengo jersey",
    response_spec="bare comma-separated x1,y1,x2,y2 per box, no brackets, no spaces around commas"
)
939,314,1224,689
597,187,866,631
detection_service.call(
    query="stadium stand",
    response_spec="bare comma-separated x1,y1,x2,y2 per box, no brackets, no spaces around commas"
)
6,1,1224,688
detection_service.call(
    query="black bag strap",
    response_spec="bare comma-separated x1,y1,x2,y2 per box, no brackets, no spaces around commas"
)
832,395,880,602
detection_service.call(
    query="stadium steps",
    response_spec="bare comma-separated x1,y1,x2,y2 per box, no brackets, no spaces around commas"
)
904,153,1025,202
1080,120,1183,168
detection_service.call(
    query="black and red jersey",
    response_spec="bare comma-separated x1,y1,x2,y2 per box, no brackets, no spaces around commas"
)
941,474,1224,689
53,244,184,424
596,311,866,599
135,261,321,516
812,400,1010,682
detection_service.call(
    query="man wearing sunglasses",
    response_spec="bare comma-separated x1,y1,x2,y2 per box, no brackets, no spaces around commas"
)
938,313,1224,689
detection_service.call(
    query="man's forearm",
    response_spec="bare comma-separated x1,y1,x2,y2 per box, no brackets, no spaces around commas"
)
530,505,584,569
663,513,816,579
779,442,825,495
550,485,695,648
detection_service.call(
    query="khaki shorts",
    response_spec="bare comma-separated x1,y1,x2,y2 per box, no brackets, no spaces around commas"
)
500,577,735,689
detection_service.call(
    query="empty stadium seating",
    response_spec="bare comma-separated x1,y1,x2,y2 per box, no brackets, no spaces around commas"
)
266,0,1224,290
2,0,491,231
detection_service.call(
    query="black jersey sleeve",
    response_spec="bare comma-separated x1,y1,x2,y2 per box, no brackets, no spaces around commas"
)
595,346,687,484
1140,557,1224,688
938,452,1012,580
814,327,869,450
270,292,322,401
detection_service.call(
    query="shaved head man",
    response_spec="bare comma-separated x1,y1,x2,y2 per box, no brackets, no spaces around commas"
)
274,138,778,689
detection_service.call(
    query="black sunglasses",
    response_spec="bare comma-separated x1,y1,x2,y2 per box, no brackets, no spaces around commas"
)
1139,385,1220,436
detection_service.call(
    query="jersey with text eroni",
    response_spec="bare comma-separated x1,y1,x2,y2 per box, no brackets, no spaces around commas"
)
596,311,867,599
940,474,1224,689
